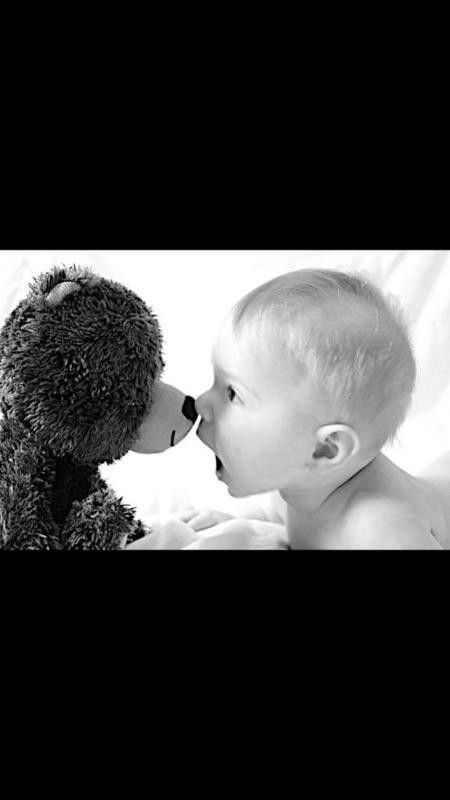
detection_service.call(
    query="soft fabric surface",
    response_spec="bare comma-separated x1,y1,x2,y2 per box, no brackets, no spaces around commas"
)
125,515,289,549
1,251,449,528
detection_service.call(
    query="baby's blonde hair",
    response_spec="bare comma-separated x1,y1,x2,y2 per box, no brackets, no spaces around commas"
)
232,269,417,449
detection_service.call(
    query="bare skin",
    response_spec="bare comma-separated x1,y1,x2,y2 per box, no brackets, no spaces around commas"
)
129,310,450,550
186,315,450,550
283,453,449,550
174,452,449,549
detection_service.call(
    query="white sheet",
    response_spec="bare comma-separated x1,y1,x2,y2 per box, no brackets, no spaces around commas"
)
126,515,288,550
1,250,449,526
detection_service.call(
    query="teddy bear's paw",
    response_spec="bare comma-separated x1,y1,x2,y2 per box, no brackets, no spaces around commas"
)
61,489,138,550
123,518,152,547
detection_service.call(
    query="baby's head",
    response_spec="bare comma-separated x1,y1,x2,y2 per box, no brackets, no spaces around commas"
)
196,269,416,498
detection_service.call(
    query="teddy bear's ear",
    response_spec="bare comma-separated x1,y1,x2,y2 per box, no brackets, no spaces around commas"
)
45,281,81,307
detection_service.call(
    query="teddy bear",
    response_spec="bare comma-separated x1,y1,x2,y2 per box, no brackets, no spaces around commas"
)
0,265,198,549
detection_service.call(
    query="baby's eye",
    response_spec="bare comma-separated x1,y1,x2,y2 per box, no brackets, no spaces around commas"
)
226,385,238,403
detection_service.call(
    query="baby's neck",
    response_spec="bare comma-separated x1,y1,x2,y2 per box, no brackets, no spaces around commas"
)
281,456,380,549
280,455,378,518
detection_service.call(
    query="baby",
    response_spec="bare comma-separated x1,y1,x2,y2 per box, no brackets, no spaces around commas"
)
130,268,450,549
183,268,450,549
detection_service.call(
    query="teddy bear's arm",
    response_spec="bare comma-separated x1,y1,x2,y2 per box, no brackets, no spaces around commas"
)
0,502,60,550
0,440,61,550
125,518,151,546
60,485,149,550
89,472,151,547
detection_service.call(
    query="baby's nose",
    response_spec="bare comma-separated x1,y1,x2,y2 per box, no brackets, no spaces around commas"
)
195,391,211,421
181,395,198,424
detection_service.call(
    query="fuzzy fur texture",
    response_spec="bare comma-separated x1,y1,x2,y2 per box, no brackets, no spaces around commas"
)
0,265,166,550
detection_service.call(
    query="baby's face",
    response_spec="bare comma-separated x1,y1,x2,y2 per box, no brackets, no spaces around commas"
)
196,315,323,497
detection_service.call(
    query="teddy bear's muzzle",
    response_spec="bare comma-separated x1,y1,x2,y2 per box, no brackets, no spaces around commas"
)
130,381,198,454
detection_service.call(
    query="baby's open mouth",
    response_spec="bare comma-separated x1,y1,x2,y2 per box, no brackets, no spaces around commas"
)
215,455,223,472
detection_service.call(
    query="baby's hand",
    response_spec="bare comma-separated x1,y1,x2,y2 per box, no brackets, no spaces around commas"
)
174,506,234,531
125,516,198,549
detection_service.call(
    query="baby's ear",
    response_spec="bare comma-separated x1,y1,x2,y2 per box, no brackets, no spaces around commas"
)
45,281,81,306
313,439,338,459
313,424,359,465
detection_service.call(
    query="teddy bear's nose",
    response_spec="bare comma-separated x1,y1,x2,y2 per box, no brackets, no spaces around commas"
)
181,395,198,424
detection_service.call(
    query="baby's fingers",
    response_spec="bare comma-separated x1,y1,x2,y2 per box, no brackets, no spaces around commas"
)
174,506,198,523
189,510,234,531
173,506,234,530
188,512,215,531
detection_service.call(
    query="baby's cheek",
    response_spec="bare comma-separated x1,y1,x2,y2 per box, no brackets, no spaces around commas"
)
230,432,251,459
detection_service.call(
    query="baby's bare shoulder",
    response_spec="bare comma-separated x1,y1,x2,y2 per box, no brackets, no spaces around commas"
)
341,491,443,550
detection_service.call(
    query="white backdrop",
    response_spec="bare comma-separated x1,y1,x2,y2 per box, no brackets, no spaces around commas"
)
1,251,449,523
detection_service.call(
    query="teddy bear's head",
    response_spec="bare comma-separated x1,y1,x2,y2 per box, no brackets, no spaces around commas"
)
0,265,197,464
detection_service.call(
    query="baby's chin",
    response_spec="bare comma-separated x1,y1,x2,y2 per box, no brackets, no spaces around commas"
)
220,472,245,498
218,460,267,497
227,484,245,498
225,475,265,498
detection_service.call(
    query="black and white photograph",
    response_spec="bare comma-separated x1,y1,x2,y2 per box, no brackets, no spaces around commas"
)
1,249,449,549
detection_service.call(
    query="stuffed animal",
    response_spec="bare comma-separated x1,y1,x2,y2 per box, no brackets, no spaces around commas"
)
0,265,198,549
